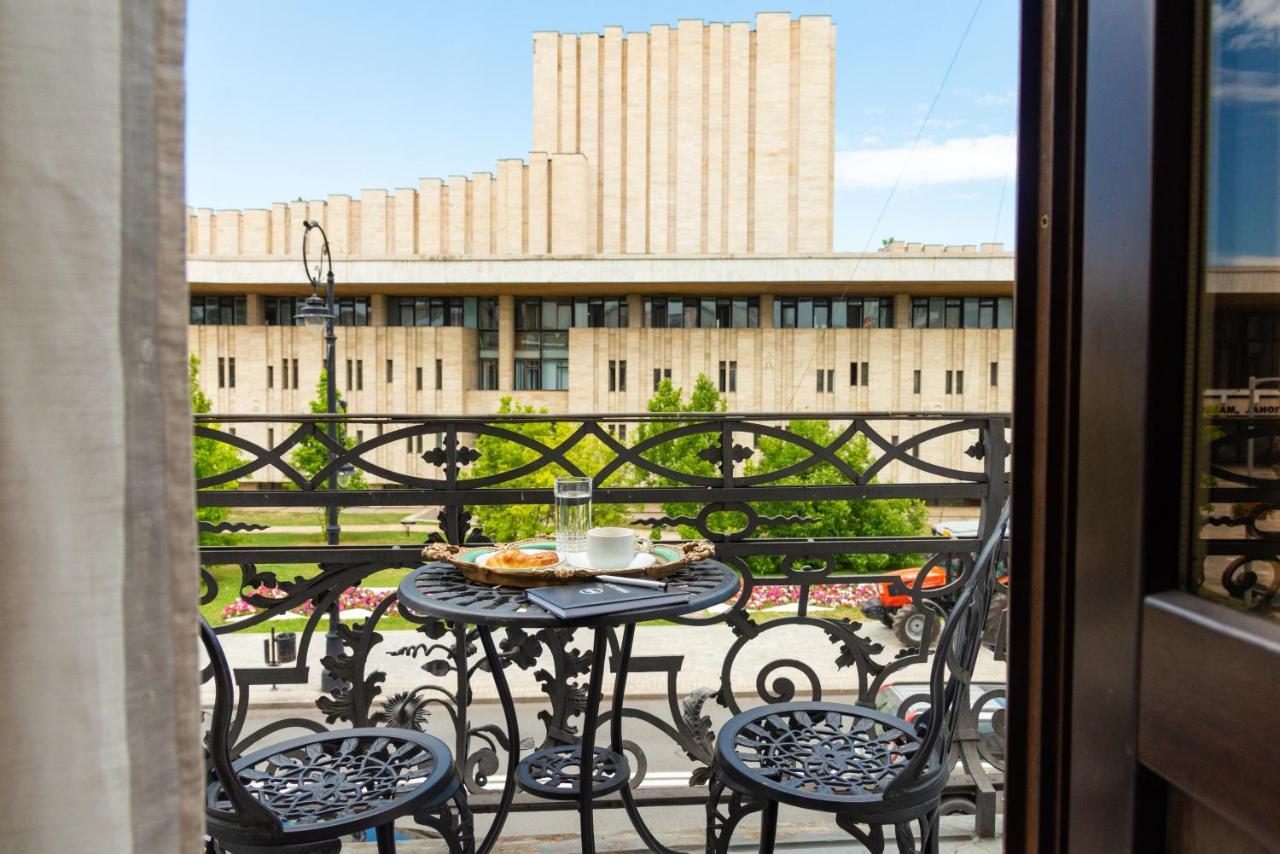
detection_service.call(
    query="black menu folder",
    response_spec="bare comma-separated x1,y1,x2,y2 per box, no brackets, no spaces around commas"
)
526,580,688,620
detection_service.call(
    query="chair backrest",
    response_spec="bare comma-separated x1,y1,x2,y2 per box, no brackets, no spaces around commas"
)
886,499,1010,800
199,618,281,833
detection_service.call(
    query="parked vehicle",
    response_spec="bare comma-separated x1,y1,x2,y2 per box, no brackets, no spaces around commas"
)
860,518,1006,647
860,564,950,646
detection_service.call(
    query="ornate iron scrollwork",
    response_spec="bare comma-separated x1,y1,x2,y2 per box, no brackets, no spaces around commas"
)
196,411,1012,843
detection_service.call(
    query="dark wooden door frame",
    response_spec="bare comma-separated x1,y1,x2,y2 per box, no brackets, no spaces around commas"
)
1007,0,1203,849
1005,0,1086,849
1008,0,1280,849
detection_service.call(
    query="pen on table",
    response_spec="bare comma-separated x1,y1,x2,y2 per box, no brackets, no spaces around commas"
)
596,574,676,591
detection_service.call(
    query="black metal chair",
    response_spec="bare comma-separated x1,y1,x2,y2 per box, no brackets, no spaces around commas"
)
705,501,1010,853
199,620,473,854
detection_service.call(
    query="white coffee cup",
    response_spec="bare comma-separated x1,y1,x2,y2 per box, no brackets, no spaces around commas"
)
586,527,636,569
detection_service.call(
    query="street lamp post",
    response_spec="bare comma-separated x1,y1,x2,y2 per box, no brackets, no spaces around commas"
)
297,221,346,692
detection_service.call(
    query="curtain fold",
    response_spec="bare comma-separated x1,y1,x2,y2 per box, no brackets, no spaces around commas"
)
0,0,201,850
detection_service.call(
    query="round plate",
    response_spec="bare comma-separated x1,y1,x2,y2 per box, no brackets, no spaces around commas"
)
565,552,657,571
475,547,564,570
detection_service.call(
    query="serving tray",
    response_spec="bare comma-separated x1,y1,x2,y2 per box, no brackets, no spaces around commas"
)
421,538,714,588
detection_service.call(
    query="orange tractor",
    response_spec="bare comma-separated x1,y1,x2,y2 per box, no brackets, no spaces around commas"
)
860,520,1009,646
860,565,950,646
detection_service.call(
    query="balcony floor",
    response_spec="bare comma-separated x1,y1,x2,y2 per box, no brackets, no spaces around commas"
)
339,808,1003,851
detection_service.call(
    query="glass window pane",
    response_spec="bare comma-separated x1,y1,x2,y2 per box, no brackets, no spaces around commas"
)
575,298,589,327
190,299,203,324
814,298,830,329
798,298,814,328
1189,7,1280,624
666,297,682,327
945,298,962,328
782,300,797,328
732,297,748,328
979,299,996,328
670,299,691,330
833,299,849,328
928,297,945,328
748,298,759,328
699,298,715,328
997,298,1013,328
912,299,928,328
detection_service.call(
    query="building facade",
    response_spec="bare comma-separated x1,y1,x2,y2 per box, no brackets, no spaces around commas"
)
187,12,1014,485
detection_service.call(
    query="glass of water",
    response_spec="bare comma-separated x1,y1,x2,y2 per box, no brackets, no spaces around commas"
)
554,476,592,555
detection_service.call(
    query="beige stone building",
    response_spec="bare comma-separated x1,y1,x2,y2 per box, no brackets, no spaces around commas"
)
187,12,1014,484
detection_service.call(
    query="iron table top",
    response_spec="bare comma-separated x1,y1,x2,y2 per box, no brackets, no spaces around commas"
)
398,560,739,628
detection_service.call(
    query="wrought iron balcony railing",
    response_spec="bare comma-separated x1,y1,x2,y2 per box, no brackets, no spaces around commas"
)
195,410,1011,844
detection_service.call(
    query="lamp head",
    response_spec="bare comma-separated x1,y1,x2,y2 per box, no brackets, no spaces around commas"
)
294,293,333,328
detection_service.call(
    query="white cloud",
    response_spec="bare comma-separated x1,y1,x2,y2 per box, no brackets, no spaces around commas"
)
1216,0,1280,48
836,134,1016,189
1213,67,1280,101
976,91,1016,107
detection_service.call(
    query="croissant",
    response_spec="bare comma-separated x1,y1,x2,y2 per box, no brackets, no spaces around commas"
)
487,548,561,570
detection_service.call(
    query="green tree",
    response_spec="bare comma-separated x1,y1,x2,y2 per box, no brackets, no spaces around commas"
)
634,375,729,535
744,419,928,572
190,355,244,540
467,397,635,542
290,369,367,489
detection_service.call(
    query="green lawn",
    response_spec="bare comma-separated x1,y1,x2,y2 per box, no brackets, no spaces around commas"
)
222,510,431,528
213,529,431,547
201,562,420,632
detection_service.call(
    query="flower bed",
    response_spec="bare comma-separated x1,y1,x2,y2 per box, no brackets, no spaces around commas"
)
222,581,877,621
222,585,400,621
743,583,878,612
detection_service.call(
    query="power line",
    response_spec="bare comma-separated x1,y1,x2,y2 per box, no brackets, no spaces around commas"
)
784,0,987,411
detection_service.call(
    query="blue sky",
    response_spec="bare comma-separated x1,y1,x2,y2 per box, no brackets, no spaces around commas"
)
186,1,1020,250
1208,0,1280,263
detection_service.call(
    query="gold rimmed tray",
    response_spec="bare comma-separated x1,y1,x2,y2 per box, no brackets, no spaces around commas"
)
421,538,714,588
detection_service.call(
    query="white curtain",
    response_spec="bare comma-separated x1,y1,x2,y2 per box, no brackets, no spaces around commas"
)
0,0,202,850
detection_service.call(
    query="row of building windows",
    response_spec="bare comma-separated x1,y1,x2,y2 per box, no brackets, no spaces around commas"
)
387,296,498,329
191,294,1015,330
192,296,246,326
775,297,894,329
909,297,1013,329
216,356,1001,395
262,296,373,327
643,297,760,329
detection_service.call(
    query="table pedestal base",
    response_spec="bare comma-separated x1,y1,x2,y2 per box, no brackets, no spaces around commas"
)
515,745,631,801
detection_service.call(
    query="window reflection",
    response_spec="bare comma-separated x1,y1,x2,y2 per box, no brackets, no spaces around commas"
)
1191,2,1280,621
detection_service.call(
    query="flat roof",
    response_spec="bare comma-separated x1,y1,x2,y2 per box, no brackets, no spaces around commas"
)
187,253,1016,293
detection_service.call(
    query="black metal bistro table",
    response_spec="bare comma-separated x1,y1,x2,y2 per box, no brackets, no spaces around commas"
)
398,560,739,854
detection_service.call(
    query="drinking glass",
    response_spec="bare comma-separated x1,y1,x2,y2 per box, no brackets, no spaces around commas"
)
554,476,592,555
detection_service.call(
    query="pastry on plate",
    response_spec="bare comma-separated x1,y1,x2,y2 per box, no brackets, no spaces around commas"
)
486,548,561,570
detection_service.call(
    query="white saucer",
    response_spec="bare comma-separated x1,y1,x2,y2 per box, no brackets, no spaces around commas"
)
475,548,564,569
565,552,657,571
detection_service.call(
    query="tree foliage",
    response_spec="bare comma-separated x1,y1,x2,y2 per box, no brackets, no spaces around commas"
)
190,355,244,538
289,369,367,489
467,397,635,542
632,375,926,571
743,419,928,572
633,375,726,533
